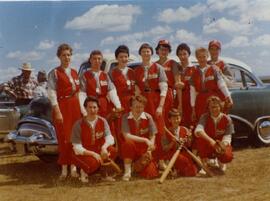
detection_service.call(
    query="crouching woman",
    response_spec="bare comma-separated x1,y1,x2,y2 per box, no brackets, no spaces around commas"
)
71,96,117,183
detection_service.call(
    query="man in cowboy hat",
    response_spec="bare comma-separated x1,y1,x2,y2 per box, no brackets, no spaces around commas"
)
3,62,38,105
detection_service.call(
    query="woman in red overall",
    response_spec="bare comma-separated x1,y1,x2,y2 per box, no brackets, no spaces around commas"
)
161,108,197,177
79,50,121,118
134,43,168,169
189,47,233,122
194,96,234,173
121,95,159,181
71,96,117,183
176,43,196,128
155,40,182,120
47,43,81,180
109,45,135,157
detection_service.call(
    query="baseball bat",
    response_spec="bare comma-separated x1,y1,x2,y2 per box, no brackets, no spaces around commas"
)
102,159,122,175
164,127,214,177
159,149,180,184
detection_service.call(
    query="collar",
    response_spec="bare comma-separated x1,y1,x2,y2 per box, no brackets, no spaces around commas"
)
127,112,147,120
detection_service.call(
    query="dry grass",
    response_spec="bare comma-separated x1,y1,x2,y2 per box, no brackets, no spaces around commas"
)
0,143,269,201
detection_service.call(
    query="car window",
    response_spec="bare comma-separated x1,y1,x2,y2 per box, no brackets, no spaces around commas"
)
228,67,243,89
244,72,257,87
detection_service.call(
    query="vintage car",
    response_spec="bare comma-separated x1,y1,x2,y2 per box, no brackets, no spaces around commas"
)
79,56,270,147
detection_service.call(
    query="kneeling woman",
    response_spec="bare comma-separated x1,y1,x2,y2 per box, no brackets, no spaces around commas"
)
71,96,117,183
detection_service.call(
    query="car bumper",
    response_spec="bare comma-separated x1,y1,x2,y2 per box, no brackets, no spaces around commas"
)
5,131,58,155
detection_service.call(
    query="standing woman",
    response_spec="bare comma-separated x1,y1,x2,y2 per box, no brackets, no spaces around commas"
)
176,43,196,128
47,43,81,179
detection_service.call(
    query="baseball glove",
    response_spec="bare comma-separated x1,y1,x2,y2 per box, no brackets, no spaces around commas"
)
214,140,226,155
133,151,152,173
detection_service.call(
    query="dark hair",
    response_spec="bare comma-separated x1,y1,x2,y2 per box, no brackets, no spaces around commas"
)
83,96,100,108
155,40,172,54
115,45,129,58
176,43,191,56
89,50,103,60
130,95,147,107
168,108,182,118
138,43,154,55
57,43,73,57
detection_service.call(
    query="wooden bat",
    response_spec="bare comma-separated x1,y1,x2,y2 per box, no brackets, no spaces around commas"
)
159,149,181,184
164,127,214,177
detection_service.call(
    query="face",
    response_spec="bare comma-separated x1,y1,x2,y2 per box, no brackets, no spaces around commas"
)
90,54,103,70
208,101,221,116
131,100,145,116
117,52,129,67
85,101,99,116
177,49,189,63
140,48,152,62
157,46,170,59
59,49,72,67
209,46,220,60
22,70,31,80
196,51,208,67
169,115,181,128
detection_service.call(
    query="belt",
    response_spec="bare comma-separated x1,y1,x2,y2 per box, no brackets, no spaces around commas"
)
58,92,76,100
144,88,160,93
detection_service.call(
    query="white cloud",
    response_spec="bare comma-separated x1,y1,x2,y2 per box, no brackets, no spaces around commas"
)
203,17,251,35
37,40,55,50
65,4,141,32
259,50,270,57
6,51,43,61
71,52,89,70
207,0,248,12
224,36,250,48
253,34,270,46
0,66,20,82
174,29,202,46
101,25,172,45
158,3,206,23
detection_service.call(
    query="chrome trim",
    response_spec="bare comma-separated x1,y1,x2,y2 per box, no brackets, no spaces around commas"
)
254,116,270,144
254,116,270,126
229,114,254,130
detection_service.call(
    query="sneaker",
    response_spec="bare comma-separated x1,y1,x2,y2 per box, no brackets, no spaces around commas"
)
207,158,219,168
122,173,131,181
80,176,89,183
218,161,227,172
197,169,207,176
102,176,116,182
71,170,79,178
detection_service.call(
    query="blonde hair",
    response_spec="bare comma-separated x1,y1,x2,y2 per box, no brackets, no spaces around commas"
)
195,47,209,58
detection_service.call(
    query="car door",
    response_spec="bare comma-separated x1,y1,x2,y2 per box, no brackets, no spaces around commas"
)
229,66,270,124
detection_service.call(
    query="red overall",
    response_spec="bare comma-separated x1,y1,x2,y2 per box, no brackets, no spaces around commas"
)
121,117,159,179
134,64,165,160
162,126,197,176
157,59,175,119
191,66,225,120
208,60,226,73
84,71,111,117
72,118,117,174
195,114,233,163
52,67,82,165
181,66,196,128
110,67,135,157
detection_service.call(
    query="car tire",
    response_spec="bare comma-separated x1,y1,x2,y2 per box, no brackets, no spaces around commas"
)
254,118,270,147
36,154,58,163
231,119,253,148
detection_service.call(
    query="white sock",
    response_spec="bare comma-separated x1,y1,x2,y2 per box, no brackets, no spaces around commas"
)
71,164,77,172
80,169,88,178
61,165,68,176
124,163,131,176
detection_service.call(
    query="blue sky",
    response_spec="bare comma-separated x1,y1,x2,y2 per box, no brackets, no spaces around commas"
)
0,0,270,81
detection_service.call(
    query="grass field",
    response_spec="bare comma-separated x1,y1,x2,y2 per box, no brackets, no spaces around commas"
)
0,143,269,201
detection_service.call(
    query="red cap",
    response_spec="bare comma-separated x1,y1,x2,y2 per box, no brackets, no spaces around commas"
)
208,40,221,49
158,39,171,47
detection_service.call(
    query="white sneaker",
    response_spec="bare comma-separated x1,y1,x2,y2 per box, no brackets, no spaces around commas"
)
71,170,79,178
218,161,227,172
207,158,219,168
198,169,207,176
80,176,89,183
122,173,131,181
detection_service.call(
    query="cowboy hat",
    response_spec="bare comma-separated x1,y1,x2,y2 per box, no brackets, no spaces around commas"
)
19,63,33,71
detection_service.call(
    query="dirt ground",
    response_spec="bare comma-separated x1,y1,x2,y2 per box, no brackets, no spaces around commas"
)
0,143,269,201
